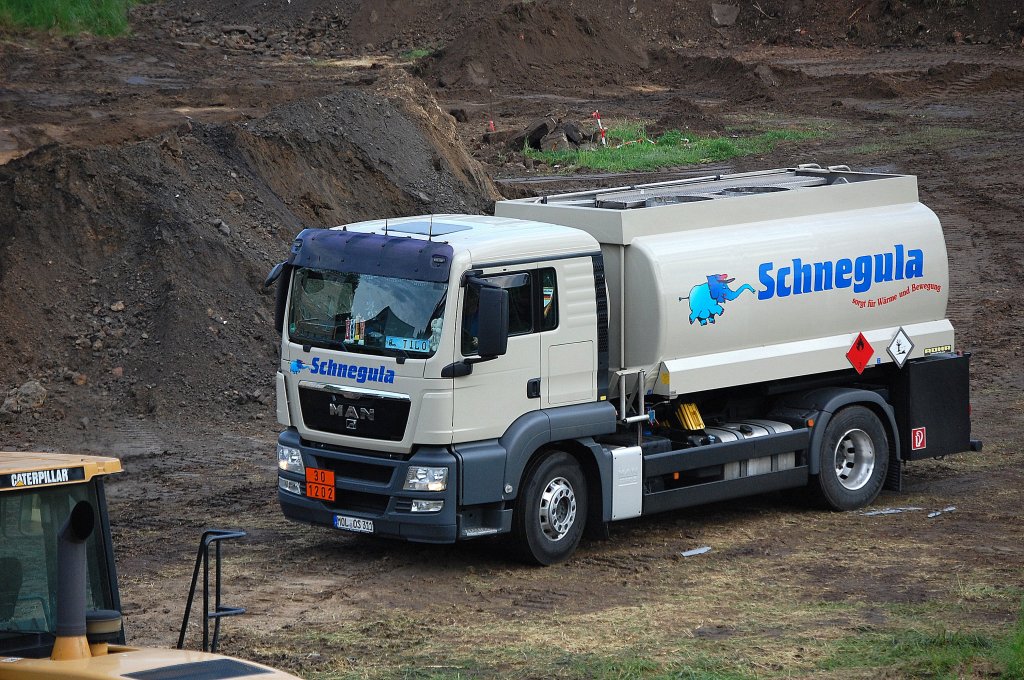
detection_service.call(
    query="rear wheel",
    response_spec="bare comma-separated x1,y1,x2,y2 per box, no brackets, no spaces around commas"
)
812,406,889,510
512,451,587,566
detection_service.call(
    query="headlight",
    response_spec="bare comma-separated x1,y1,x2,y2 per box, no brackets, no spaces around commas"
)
277,444,304,474
403,466,448,491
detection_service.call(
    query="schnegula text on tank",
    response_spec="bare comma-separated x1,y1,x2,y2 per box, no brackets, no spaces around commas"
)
757,244,924,299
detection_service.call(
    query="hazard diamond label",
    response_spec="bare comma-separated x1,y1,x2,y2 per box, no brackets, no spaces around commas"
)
846,332,874,374
886,327,915,369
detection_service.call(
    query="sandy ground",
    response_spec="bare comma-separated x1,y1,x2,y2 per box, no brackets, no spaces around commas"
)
1,1,1023,677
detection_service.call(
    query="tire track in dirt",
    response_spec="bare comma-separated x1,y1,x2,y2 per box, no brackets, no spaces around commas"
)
748,48,1024,125
762,47,1024,78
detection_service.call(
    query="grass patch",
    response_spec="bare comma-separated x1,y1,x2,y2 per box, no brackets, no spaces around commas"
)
239,598,1024,680
0,0,139,35
401,47,434,60
996,599,1024,678
562,651,757,680
822,628,995,678
226,560,1024,680
823,602,1024,680
305,648,759,680
525,122,822,173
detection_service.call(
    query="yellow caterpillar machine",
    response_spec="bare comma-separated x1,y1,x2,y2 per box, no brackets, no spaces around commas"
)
0,452,299,679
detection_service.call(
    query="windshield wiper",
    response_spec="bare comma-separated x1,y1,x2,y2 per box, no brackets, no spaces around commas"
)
378,346,410,364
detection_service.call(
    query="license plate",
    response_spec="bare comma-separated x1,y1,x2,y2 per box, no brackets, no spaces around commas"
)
333,514,374,534
306,467,336,502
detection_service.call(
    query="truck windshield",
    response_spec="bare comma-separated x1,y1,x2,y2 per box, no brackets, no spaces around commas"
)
0,483,115,644
288,266,448,358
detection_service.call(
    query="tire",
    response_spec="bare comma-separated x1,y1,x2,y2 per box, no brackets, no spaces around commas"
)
511,451,587,566
812,405,889,511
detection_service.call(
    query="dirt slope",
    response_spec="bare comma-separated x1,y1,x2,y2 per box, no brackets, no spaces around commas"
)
0,75,495,435
148,0,1022,51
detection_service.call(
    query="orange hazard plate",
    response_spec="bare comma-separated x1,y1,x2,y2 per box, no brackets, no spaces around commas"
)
305,468,335,502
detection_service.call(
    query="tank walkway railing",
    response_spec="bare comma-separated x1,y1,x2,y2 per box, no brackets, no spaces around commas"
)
176,529,247,653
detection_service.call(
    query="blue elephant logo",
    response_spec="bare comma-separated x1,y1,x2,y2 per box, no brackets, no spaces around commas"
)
681,274,755,326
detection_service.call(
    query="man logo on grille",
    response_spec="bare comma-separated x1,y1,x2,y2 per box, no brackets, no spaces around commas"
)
329,403,374,430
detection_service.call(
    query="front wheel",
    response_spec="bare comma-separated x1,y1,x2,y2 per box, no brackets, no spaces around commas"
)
812,405,889,511
511,451,587,566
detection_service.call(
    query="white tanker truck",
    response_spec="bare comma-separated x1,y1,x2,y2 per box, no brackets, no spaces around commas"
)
266,164,980,564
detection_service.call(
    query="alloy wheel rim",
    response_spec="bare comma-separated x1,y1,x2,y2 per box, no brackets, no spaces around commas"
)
834,428,876,491
539,476,576,541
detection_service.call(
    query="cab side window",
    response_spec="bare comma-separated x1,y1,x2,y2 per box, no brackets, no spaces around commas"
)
461,268,558,356
539,268,558,331
507,276,533,336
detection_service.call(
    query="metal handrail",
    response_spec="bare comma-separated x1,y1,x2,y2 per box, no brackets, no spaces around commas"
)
176,529,246,653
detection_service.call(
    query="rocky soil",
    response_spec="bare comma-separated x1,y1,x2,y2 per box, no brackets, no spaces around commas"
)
1,1,1023,677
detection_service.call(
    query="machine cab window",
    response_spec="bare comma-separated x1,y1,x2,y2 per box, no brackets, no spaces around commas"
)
0,481,115,657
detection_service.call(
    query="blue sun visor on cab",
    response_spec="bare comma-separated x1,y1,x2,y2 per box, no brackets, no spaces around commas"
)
287,228,454,282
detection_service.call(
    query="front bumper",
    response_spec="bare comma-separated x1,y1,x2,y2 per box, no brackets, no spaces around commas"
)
276,428,458,544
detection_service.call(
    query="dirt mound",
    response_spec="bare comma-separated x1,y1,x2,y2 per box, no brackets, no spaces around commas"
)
923,61,984,86
141,0,359,28
148,0,1024,51
882,62,1024,99
650,97,725,136
974,67,1024,93
419,2,647,92
709,0,1023,47
0,81,495,438
913,63,1024,95
842,73,905,99
646,53,779,102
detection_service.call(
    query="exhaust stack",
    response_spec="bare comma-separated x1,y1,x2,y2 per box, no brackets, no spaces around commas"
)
50,500,94,661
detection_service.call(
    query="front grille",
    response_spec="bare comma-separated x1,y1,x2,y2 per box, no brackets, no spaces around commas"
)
315,456,395,484
302,437,412,461
299,386,410,440
328,489,390,514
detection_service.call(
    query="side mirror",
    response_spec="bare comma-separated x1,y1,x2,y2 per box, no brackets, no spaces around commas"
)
441,277,512,378
263,261,286,288
476,286,509,358
266,263,292,335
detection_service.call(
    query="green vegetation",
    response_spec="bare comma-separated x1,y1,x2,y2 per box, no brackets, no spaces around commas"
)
821,628,995,678
998,599,1024,678
819,600,1024,679
401,47,434,60
282,594,1024,680
0,0,139,36
524,121,822,173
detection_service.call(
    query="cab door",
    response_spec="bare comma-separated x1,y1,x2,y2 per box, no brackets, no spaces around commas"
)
451,264,540,442
539,258,598,407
